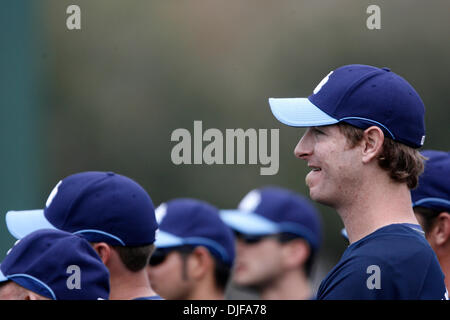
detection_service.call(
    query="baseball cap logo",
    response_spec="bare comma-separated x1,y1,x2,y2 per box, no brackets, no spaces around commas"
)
66,265,81,290
46,180,62,208
154,203,168,240
155,203,168,224
313,71,333,95
6,239,21,255
238,190,261,213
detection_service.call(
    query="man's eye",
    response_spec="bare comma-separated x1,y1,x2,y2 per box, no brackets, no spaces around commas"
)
313,128,324,135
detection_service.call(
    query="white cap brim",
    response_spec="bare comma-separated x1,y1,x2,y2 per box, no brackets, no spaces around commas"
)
154,230,184,248
0,268,7,282
219,210,279,236
341,228,349,241
154,230,230,262
6,210,56,240
269,97,338,127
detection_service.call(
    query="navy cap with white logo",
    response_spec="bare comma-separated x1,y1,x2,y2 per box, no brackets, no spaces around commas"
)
0,228,110,300
5,171,158,246
220,186,322,252
412,150,450,212
269,64,426,148
154,198,235,267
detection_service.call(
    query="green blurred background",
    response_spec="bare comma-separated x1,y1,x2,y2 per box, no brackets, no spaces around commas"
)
1,0,449,298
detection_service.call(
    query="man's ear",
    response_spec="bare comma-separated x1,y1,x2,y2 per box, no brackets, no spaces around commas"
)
434,212,450,246
91,242,112,265
361,126,384,164
281,239,310,270
187,247,212,279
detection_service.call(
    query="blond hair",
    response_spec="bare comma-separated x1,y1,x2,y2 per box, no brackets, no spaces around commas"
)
338,123,425,189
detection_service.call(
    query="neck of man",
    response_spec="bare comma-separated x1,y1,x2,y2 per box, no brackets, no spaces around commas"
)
337,172,419,244
260,269,312,300
187,288,225,300
185,275,225,300
109,268,159,300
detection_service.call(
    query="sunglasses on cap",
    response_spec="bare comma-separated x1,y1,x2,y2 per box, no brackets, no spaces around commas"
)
148,245,195,267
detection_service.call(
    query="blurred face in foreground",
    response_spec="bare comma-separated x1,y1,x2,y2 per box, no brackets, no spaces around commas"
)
147,247,194,299
0,281,50,300
232,234,285,288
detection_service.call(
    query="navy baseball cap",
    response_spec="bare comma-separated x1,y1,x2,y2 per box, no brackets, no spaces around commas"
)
6,171,158,246
154,198,235,267
269,64,426,148
412,150,450,212
0,229,110,300
220,186,322,252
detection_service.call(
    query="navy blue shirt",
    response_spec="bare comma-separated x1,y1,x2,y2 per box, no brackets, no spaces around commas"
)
317,224,448,300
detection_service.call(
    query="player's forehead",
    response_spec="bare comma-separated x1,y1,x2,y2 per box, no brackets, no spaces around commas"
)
312,124,339,132
0,281,21,298
303,124,346,141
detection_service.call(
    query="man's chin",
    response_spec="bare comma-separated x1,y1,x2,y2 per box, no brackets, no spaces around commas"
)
308,188,333,206
233,272,265,289
233,279,266,292
307,186,320,201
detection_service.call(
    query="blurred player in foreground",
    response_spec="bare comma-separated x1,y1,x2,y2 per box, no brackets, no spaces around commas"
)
5,171,162,300
412,150,450,293
0,229,109,300
147,198,235,299
220,186,322,300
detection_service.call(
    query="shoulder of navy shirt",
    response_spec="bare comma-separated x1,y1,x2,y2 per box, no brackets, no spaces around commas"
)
316,223,447,300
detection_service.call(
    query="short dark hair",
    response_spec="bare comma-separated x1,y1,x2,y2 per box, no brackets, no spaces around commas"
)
278,233,316,277
338,123,425,189
414,206,441,234
213,258,232,290
176,245,232,290
113,244,155,272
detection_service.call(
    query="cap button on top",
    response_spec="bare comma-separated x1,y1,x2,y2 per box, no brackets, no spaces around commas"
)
381,67,391,72
106,172,115,176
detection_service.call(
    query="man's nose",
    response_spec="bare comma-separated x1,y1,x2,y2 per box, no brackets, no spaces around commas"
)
294,129,313,160
235,238,246,254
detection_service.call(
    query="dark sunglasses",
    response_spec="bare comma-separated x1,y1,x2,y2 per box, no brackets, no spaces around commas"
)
234,231,299,245
234,232,275,245
148,245,195,267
